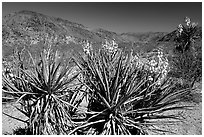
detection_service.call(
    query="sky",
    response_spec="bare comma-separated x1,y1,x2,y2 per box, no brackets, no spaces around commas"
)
2,2,202,33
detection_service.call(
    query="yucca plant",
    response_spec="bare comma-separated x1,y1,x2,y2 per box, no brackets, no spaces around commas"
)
71,49,191,135
171,17,201,88
175,17,199,53
2,48,84,135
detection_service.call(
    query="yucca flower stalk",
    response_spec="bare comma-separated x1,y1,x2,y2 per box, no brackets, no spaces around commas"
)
172,17,201,88
82,40,93,55
131,48,170,85
175,17,199,53
2,48,83,135
71,48,190,135
102,39,119,59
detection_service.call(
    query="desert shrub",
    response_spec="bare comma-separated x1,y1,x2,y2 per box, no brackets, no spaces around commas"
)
170,17,201,88
2,47,84,135
170,52,201,88
71,41,190,135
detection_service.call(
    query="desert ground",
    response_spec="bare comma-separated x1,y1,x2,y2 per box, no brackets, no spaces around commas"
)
2,82,202,135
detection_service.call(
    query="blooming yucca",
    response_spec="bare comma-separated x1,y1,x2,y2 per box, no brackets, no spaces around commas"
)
71,47,190,135
172,17,201,88
81,39,169,85
130,48,170,85
82,40,93,55
177,24,183,35
185,17,191,26
102,39,118,55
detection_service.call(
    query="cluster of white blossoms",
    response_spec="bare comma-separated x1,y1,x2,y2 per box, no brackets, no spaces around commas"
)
185,17,191,26
102,39,118,54
82,40,93,55
149,50,169,84
65,36,76,44
177,17,198,36
82,39,119,56
177,24,183,35
130,48,170,84
81,39,169,84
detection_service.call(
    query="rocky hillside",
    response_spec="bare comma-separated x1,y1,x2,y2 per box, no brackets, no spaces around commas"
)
2,10,126,46
158,27,202,42
2,10,202,58
121,32,167,43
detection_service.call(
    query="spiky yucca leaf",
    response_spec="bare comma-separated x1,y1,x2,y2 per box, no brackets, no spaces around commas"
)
72,49,191,135
2,49,84,135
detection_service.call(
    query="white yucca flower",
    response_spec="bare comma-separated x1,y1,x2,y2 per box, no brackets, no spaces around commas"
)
185,17,191,26
150,60,157,66
131,49,170,85
102,39,118,54
148,76,153,81
178,24,183,35
82,40,93,55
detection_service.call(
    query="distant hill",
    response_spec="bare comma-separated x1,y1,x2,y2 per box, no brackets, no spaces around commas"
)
2,10,124,57
121,32,168,43
158,27,202,42
2,10,202,58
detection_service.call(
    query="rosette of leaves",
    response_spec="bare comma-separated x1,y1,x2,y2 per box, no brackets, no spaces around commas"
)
71,49,190,135
2,49,84,135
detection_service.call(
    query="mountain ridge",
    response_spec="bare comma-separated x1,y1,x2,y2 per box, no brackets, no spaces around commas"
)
2,10,169,44
2,10,202,58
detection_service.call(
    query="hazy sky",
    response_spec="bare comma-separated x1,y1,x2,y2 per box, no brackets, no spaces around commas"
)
2,2,202,33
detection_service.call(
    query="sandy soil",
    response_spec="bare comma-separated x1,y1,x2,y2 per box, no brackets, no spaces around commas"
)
148,83,202,135
147,101,202,135
2,103,27,135
2,83,202,135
